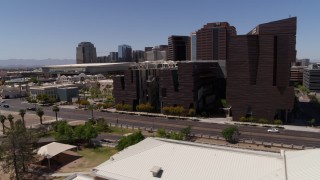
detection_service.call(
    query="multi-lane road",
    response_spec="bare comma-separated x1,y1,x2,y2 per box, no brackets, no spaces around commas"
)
2,98,320,148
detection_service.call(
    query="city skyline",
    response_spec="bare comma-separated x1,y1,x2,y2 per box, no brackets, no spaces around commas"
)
0,0,319,61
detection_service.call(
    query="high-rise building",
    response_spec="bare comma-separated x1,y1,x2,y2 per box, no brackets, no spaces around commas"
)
76,42,97,64
145,46,167,61
196,22,236,60
227,17,297,121
132,50,145,63
168,35,189,61
303,64,320,92
110,52,118,61
118,44,132,62
190,32,197,61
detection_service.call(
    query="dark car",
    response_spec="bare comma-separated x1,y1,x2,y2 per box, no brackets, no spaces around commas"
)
27,107,36,111
3,104,10,108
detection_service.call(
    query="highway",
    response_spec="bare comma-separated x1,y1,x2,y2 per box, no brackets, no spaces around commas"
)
2,98,320,148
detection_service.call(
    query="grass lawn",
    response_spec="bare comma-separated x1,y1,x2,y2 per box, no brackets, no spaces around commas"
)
57,146,118,173
108,126,138,135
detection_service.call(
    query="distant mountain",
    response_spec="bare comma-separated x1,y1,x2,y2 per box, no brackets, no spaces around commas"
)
0,59,75,68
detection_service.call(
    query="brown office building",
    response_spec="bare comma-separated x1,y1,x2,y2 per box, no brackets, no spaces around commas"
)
113,61,226,113
227,17,296,121
168,35,189,61
196,22,236,60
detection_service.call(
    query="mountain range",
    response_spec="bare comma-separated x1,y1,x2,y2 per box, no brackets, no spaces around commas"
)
0,59,76,68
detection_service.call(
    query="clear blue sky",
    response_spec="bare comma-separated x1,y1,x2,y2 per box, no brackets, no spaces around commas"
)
0,0,319,61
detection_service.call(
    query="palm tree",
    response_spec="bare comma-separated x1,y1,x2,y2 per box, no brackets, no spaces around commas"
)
52,105,60,121
7,114,14,129
88,104,96,120
19,109,26,127
0,115,7,134
36,108,44,124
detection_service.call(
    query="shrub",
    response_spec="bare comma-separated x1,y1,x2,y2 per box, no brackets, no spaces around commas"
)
273,119,283,125
115,104,132,111
136,103,153,112
116,131,145,151
221,125,239,142
187,108,196,117
162,106,185,116
239,117,247,122
258,118,269,124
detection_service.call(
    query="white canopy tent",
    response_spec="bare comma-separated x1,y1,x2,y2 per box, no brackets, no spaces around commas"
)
37,142,77,169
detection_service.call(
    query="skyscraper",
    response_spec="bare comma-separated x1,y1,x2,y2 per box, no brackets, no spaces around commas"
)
118,44,132,62
132,50,145,63
76,42,97,64
227,17,296,121
168,35,189,61
196,22,236,60
110,52,118,61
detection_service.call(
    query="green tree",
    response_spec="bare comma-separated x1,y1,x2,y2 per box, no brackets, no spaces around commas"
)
116,131,145,151
36,108,44,124
0,115,7,134
95,118,109,132
221,125,240,143
54,121,74,143
1,120,38,179
7,114,14,129
19,109,26,127
73,122,97,144
52,105,60,121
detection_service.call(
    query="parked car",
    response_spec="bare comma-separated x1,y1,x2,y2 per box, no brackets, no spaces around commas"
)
267,128,279,133
3,104,10,108
27,107,36,111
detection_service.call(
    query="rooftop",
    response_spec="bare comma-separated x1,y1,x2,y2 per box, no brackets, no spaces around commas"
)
93,138,320,180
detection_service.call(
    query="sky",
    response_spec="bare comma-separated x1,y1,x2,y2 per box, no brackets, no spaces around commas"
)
0,0,319,61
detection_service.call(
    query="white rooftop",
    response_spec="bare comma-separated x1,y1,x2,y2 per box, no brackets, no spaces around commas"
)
93,138,320,180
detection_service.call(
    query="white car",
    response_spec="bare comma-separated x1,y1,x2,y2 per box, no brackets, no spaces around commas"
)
267,128,279,133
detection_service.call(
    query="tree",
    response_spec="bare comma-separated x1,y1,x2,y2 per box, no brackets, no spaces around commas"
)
19,109,26,127
74,122,98,144
221,125,240,143
1,120,38,179
54,121,74,143
88,104,97,120
7,114,14,129
36,108,44,124
0,115,7,134
52,106,60,121
116,131,145,151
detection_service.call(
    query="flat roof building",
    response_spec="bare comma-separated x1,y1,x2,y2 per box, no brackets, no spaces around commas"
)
227,17,296,121
303,64,320,92
93,138,320,180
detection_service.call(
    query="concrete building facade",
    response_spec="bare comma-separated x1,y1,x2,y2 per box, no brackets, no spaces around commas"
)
227,17,297,121
113,61,226,114
303,64,320,92
76,42,97,64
